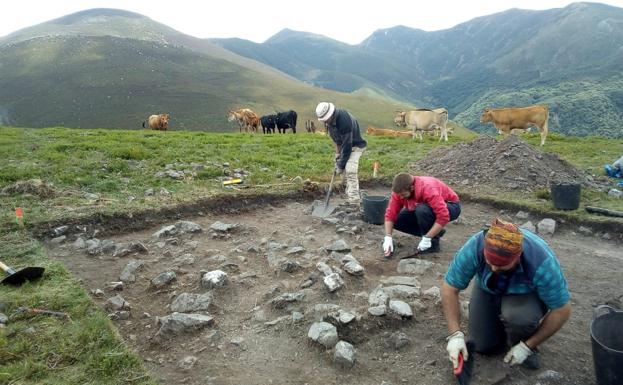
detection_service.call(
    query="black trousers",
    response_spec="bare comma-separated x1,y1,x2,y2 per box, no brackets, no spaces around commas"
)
468,284,547,353
393,202,461,236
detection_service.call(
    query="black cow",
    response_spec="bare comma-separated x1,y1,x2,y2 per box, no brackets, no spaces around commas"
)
275,110,297,134
260,114,277,134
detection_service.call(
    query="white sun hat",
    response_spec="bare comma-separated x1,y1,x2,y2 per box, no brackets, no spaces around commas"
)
315,102,335,122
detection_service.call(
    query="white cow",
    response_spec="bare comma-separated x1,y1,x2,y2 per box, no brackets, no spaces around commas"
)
394,108,449,141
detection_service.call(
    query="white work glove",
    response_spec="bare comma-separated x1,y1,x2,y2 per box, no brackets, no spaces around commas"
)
417,236,432,252
335,167,344,175
382,235,394,257
504,341,533,366
446,331,468,369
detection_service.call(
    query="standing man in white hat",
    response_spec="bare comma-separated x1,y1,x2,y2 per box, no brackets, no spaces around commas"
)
315,102,367,204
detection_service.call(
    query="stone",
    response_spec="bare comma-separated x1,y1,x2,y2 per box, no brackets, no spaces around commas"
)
308,321,338,348
334,340,356,369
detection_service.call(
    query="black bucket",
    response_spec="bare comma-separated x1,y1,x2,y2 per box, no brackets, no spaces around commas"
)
590,305,623,385
550,182,581,210
362,195,388,225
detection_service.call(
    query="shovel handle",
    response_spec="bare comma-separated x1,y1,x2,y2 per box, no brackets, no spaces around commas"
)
0,261,16,275
323,170,337,208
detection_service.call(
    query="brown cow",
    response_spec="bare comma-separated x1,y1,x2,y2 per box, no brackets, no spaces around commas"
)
228,108,259,133
480,105,549,146
143,114,169,131
366,127,412,138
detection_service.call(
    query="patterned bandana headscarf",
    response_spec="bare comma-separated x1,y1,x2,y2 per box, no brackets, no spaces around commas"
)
484,218,523,266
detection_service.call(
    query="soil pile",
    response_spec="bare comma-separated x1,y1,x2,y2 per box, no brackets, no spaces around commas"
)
411,135,602,193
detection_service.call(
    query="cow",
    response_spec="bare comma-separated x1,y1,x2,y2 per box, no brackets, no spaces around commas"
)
260,115,277,134
275,110,297,134
305,120,316,133
480,105,549,146
394,108,449,141
143,113,169,131
228,108,259,133
366,127,412,138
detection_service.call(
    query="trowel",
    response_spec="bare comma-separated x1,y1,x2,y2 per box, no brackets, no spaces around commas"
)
311,170,337,218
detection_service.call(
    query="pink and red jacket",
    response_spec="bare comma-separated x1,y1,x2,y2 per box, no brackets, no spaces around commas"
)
384,176,459,226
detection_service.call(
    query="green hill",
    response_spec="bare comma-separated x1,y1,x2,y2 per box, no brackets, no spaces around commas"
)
211,2,623,137
0,9,412,131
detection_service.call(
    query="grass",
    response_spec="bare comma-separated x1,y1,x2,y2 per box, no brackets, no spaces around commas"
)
0,231,156,385
0,125,622,384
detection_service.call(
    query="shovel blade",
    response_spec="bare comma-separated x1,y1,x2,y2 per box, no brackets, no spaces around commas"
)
1,266,45,286
311,200,336,218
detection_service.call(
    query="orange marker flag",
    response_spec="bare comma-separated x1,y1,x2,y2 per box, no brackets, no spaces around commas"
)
15,207,24,227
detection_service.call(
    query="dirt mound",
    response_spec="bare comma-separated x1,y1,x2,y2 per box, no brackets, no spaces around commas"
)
1,179,56,198
411,135,601,193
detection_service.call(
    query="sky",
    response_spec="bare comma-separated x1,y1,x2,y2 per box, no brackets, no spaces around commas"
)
4,0,623,44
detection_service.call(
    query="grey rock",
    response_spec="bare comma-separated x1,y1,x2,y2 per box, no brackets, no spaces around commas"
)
157,313,214,337
308,321,339,348
369,287,389,307
106,295,130,311
368,305,387,316
170,292,213,313
210,221,237,232
323,272,344,292
53,225,69,236
152,225,177,238
176,221,202,234
389,300,412,318
343,261,364,276
72,237,87,249
334,340,356,369
380,276,421,287
151,271,177,288
271,292,306,309
326,239,351,252
120,260,143,282
0,313,8,324
50,235,66,244
397,258,434,275
200,270,228,289
384,285,421,300
537,218,556,235
520,221,536,233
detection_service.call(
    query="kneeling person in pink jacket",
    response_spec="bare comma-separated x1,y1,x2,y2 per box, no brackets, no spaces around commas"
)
382,173,461,257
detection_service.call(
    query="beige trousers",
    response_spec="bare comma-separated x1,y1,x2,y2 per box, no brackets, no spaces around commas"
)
344,147,365,202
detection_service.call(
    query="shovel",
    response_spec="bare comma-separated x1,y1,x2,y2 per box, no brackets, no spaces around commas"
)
311,170,338,218
0,260,45,286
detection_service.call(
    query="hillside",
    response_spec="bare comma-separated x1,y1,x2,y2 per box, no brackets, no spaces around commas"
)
211,2,623,138
0,9,411,130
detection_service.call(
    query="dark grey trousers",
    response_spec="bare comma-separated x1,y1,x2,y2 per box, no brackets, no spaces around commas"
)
393,202,461,236
468,284,547,353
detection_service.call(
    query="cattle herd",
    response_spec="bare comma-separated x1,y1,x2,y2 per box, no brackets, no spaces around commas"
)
142,104,550,145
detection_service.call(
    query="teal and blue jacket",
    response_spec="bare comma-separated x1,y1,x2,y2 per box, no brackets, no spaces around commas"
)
445,229,570,310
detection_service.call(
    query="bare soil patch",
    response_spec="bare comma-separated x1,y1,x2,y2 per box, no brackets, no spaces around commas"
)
47,192,623,385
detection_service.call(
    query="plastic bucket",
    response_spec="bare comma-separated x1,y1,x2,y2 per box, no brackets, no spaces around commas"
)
362,195,388,225
590,305,623,385
550,182,581,210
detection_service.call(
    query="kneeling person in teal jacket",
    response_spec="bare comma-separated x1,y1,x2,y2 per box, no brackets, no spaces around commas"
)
441,218,571,370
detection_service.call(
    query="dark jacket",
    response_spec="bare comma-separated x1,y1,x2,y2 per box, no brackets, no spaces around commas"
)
326,109,367,169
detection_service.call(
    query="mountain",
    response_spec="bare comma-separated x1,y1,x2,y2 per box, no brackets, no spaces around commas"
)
0,9,410,130
211,2,623,137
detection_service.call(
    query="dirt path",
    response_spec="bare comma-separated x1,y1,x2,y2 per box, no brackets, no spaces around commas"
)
47,194,623,385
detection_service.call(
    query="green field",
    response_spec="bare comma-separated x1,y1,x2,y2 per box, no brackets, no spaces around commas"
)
1,125,622,384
